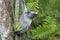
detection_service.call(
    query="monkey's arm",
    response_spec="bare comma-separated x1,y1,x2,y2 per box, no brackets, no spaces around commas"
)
20,0,27,12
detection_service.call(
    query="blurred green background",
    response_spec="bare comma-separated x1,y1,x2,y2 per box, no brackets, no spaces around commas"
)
19,0,60,40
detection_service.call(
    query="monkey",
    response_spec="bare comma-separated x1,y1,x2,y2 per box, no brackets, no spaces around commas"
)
14,0,37,35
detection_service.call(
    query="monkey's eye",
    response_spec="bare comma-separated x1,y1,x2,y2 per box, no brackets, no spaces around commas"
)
27,11,30,14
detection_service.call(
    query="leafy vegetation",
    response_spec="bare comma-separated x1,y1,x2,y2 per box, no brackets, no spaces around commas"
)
19,0,60,40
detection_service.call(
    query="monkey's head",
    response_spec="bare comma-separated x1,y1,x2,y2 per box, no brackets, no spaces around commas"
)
26,11,37,20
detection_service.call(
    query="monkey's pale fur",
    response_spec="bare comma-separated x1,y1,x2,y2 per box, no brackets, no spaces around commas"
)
14,0,37,35
14,0,37,34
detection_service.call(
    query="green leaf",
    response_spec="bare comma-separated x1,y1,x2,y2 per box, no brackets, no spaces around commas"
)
15,22,22,31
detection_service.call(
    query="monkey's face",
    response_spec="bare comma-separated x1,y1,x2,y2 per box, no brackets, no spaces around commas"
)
26,11,37,20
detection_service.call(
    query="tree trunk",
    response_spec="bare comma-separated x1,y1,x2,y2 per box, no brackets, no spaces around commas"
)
0,0,14,40
14,0,19,40
14,0,19,25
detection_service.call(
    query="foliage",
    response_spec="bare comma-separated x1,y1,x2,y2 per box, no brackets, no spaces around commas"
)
15,22,22,31
25,0,60,40
18,0,60,40
31,16,56,39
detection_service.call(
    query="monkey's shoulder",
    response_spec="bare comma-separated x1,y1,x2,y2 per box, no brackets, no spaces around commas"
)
20,15,32,27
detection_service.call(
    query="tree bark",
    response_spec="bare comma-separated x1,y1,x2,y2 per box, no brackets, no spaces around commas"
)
14,0,19,25
0,0,14,40
14,0,19,40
